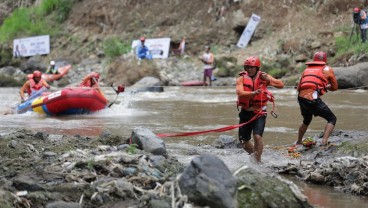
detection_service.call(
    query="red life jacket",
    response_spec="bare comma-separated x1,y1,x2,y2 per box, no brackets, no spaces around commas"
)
299,62,328,95
237,71,273,109
27,74,44,95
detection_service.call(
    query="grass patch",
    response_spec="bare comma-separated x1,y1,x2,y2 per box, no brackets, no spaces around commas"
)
103,37,131,59
333,25,368,61
0,0,73,43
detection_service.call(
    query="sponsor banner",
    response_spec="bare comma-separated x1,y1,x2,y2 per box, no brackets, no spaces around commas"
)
132,37,171,59
13,35,50,57
236,14,261,48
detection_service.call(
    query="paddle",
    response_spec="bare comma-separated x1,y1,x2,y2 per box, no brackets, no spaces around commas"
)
108,83,125,107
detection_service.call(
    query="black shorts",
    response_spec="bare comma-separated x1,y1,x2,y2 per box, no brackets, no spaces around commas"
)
238,109,266,143
298,97,337,126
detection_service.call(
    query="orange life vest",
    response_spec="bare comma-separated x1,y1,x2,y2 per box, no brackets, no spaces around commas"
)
26,74,45,95
237,71,272,109
299,62,328,96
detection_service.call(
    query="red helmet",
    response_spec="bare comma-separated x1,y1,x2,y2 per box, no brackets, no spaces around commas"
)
313,51,327,62
354,7,360,13
140,37,145,41
33,70,42,78
90,72,100,80
243,56,261,68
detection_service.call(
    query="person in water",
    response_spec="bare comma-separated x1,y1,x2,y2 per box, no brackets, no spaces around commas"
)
19,70,50,102
236,56,284,163
295,51,338,147
45,60,59,74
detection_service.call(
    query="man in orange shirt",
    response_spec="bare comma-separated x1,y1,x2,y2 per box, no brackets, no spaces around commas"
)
236,56,284,162
296,51,338,147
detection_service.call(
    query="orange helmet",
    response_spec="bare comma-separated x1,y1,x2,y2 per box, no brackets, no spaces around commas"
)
140,37,145,41
243,56,261,68
313,51,327,62
354,7,360,13
33,70,42,78
90,72,100,80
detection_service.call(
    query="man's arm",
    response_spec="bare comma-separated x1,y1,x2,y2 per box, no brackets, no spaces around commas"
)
260,72,284,89
42,80,50,89
325,67,338,91
19,81,29,101
236,77,260,100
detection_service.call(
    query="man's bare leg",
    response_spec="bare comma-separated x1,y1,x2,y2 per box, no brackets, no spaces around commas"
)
241,141,254,154
321,123,335,145
253,134,263,162
297,123,308,144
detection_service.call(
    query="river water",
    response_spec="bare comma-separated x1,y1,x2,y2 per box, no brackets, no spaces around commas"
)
1,86,367,207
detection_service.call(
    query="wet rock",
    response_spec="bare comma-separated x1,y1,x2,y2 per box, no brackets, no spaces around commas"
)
130,76,164,93
213,135,238,149
43,151,57,158
234,166,312,208
46,201,82,208
12,176,45,192
117,144,129,150
179,154,237,208
8,140,17,148
131,127,167,157
148,199,171,208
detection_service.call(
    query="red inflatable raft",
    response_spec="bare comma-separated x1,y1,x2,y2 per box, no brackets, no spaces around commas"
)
28,87,108,115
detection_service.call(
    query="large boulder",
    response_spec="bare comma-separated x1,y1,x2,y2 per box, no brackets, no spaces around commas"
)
234,166,312,208
178,154,237,208
334,63,368,89
130,127,167,157
130,76,164,92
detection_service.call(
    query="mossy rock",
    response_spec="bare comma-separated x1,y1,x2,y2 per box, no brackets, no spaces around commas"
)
0,74,23,87
235,167,312,208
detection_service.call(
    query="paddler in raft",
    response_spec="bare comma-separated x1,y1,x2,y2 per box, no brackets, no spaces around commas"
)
19,70,50,103
79,71,104,95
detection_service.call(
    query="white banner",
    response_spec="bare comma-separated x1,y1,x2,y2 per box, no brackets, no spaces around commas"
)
236,14,261,48
13,35,50,57
132,37,171,59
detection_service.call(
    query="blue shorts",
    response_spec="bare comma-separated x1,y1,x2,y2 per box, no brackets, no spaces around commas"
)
238,109,266,142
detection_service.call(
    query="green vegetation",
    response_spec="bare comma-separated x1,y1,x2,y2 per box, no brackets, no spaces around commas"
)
333,25,368,61
103,37,131,59
0,0,73,43
87,158,95,172
126,144,138,154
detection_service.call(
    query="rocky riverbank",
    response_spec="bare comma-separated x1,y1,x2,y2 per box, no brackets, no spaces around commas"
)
0,126,367,207
0,127,313,208
272,130,368,196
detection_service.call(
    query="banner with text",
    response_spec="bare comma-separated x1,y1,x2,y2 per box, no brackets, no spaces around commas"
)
236,14,261,49
13,35,50,58
132,37,171,59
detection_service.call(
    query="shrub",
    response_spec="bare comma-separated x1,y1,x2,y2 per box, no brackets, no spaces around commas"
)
103,37,131,59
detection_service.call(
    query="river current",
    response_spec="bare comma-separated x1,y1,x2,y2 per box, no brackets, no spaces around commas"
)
0,86,367,207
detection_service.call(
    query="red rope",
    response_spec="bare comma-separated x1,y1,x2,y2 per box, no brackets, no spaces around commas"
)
156,111,266,138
